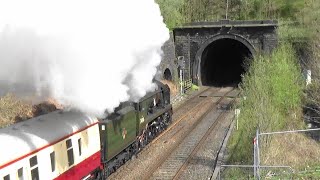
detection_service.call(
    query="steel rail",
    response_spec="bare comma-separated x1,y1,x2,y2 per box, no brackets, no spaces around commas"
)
172,96,236,179
147,88,235,180
150,87,220,145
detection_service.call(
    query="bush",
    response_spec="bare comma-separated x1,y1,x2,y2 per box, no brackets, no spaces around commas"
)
227,43,304,164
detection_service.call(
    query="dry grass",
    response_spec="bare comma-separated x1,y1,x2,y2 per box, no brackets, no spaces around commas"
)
0,94,61,128
161,80,178,97
261,133,320,169
0,94,34,127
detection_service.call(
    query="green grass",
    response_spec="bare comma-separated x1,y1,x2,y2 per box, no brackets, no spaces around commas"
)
227,43,304,164
221,165,320,179
294,166,320,179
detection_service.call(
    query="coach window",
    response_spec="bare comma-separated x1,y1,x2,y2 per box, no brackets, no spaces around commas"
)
66,139,74,166
78,138,82,156
17,167,23,180
3,174,10,180
50,152,55,172
29,155,39,180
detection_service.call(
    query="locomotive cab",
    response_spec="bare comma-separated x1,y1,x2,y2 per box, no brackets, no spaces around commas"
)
99,102,137,164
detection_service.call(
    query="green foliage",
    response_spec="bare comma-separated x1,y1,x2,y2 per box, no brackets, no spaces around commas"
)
294,166,320,179
156,0,308,29
156,0,185,30
277,21,310,42
232,0,305,20
191,84,199,91
181,0,225,22
228,43,303,164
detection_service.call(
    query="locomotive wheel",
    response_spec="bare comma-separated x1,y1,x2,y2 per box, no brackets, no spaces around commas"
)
163,112,172,127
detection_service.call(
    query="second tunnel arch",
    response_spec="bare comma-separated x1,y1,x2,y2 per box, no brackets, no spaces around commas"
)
193,34,255,86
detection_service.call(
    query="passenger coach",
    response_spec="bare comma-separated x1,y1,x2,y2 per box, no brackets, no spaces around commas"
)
0,111,101,180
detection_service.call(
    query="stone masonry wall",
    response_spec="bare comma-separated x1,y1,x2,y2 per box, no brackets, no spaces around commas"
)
173,23,278,83
158,33,178,82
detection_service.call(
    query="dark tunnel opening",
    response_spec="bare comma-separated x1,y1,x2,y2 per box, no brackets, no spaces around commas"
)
163,68,172,81
201,38,252,87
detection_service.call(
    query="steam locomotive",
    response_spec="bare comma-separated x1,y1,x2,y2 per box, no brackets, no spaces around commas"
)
0,81,172,179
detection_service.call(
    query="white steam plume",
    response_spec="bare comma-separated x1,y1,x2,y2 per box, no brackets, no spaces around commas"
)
0,0,169,117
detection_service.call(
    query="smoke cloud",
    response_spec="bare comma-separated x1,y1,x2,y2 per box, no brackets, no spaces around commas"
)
0,0,169,117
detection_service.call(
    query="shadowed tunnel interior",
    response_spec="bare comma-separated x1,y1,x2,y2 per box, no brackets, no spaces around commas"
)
163,68,172,81
201,38,252,86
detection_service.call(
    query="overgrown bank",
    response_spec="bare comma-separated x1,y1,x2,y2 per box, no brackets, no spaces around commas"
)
225,42,320,179
227,43,304,164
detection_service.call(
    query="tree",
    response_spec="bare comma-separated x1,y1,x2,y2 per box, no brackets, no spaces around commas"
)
156,0,185,29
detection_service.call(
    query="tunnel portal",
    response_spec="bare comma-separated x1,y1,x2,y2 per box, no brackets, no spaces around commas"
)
200,38,252,87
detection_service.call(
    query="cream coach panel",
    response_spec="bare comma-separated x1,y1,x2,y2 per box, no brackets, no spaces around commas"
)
37,146,55,179
72,123,100,162
47,123,100,178
0,149,48,180
52,133,83,176
37,145,71,180
70,133,81,166
46,144,63,179
67,124,100,168
87,124,101,155
0,149,53,180
33,146,56,179
51,138,72,178
73,127,90,164
0,159,28,180
55,139,69,174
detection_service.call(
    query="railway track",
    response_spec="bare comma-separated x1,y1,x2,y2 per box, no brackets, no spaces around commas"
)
109,87,239,180
149,87,219,145
149,89,237,180
171,86,212,118
174,98,237,180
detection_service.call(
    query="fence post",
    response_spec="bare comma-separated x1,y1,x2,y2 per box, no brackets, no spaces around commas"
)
180,69,183,95
253,135,256,179
235,109,240,130
304,69,311,86
253,129,261,180
256,129,260,180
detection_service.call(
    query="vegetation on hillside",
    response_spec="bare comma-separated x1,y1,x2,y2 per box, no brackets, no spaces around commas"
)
225,41,320,177
157,0,307,29
228,43,304,163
